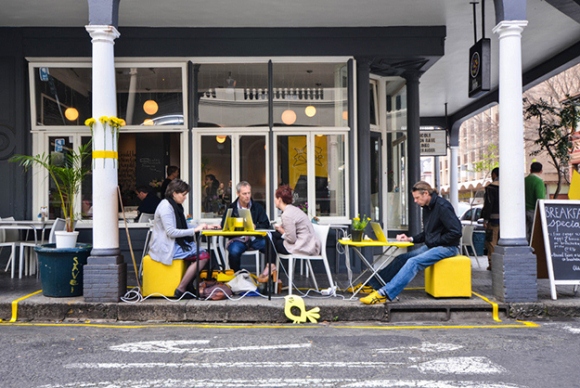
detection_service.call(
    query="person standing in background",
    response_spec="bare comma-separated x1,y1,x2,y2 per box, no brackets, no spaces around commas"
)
524,162,546,242
161,166,179,199
481,167,499,270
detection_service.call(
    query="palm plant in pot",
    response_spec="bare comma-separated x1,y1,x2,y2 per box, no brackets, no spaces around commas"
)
11,142,91,248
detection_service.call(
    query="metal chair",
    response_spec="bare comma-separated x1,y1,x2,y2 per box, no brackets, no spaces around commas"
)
137,212,155,223
275,224,334,295
1,217,19,278
461,224,482,268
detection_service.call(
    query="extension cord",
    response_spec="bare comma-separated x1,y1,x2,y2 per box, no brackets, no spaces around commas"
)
321,285,337,296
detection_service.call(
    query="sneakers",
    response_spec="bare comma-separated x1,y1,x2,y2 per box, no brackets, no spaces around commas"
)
346,283,375,294
359,291,387,305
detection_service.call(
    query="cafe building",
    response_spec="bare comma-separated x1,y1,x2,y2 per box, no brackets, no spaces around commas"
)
1,0,579,302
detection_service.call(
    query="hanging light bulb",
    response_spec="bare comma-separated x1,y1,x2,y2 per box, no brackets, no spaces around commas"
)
64,107,79,121
143,99,158,115
216,135,227,143
342,110,348,121
305,105,316,118
281,109,297,125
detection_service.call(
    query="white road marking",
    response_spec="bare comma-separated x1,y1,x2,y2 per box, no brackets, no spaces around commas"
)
66,361,403,369
563,325,580,334
38,378,527,388
409,357,506,375
375,342,462,353
110,340,310,354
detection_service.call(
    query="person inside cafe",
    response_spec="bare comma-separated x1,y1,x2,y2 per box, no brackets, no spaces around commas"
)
220,181,270,272
360,181,462,305
272,184,320,257
160,165,179,199
135,185,161,221
148,179,219,299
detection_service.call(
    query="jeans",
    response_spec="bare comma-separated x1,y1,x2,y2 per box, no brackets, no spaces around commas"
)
371,244,459,300
227,238,266,272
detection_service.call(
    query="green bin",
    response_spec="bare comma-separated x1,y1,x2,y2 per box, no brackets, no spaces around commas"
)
34,243,92,297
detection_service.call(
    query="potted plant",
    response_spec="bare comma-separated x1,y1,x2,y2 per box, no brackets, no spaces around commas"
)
351,214,370,242
11,142,91,247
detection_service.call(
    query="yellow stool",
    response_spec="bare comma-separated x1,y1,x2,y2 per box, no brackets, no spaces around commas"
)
142,255,186,297
425,255,472,298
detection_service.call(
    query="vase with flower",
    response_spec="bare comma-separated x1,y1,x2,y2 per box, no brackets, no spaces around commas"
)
351,214,370,242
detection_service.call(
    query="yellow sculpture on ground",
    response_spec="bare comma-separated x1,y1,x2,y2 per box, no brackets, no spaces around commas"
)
284,295,320,324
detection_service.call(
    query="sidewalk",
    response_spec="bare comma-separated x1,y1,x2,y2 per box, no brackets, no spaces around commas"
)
1,256,579,324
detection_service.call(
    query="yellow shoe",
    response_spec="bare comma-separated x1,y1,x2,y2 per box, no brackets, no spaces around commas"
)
346,283,375,294
360,291,387,305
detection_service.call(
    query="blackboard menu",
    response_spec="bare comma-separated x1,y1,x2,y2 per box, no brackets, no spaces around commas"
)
541,201,580,281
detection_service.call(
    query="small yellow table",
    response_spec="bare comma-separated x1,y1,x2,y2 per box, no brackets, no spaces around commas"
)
338,238,413,298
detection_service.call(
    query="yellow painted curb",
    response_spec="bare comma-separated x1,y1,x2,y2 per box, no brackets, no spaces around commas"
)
1,290,43,323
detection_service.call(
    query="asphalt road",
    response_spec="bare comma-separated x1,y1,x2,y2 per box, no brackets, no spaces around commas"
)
2,318,579,387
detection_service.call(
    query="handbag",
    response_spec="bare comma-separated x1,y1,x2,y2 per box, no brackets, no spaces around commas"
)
198,280,233,301
226,270,258,294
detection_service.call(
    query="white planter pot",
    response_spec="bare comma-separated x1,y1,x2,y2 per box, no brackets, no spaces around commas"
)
54,231,79,249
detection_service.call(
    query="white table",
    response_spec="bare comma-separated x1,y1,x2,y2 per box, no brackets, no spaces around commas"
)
0,219,54,278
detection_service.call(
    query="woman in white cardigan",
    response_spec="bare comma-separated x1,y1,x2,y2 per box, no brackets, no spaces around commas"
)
149,179,219,299
272,185,321,256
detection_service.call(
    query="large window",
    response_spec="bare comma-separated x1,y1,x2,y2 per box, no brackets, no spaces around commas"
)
275,133,347,218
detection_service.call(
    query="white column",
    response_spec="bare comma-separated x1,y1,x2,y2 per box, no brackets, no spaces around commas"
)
493,20,528,241
86,25,120,253
449,145,459,213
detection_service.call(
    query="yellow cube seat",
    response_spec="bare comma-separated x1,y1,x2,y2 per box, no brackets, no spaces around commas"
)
425,255,472,298
142,255,186,297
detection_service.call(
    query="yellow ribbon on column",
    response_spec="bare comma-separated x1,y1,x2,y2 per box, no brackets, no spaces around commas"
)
92,150,118,159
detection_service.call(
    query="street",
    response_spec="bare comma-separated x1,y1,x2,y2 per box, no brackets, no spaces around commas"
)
1,318,579,387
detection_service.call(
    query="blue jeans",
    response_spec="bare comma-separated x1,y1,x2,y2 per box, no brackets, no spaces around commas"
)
227,238,266,272
370,245,459,300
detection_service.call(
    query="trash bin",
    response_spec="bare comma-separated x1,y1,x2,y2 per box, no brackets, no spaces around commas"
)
472,230,485,256
35,243,92,297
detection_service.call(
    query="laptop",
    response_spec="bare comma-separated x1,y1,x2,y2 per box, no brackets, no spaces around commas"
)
221,208,234,231
238,208,255,231
370,222,390,243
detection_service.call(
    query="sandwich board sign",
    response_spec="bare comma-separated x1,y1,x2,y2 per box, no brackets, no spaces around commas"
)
531,200,580,300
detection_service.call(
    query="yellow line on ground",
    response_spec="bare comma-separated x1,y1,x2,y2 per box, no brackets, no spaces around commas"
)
2,290,43,323
472,291,502,322
1,320,539,330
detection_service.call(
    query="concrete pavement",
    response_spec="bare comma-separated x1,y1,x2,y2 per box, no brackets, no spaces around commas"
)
1,257,579,324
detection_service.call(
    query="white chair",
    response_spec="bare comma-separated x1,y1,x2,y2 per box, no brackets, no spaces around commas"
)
219,236,262,276
138,212,155,223
1,217,19,279
276,224,334,295
461,224,482,268
19,218,68,278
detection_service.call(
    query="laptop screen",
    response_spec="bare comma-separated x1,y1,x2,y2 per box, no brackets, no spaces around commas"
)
222,208,233,231
370,222,388,242
238,208,255,231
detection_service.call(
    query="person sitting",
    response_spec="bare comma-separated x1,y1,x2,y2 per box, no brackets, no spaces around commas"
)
135,185,161,221
361,181,462,304
160,165,179,199
272,184,321,256
148,179,219,299
220,181,270,272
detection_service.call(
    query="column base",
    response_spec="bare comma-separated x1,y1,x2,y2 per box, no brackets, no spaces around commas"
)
83,254,127,303
492,243,537,303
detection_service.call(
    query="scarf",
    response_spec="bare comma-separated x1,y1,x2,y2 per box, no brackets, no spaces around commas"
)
167,197,193,251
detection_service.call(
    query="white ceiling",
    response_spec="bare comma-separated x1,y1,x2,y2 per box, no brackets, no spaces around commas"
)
2,0,580,119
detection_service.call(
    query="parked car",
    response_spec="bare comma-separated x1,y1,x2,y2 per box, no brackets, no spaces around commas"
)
459,204,484,230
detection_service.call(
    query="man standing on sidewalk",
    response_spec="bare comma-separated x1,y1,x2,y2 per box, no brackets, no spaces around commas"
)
482,167,499,271
525,162,546,242
361,181,462,305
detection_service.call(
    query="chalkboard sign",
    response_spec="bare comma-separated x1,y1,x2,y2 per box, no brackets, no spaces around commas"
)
534,200,580,300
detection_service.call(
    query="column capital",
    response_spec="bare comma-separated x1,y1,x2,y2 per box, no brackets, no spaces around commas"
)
85,25,120,43
492,20,528,37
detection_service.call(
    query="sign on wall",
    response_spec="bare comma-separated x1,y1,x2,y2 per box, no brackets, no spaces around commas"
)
420,130,447,156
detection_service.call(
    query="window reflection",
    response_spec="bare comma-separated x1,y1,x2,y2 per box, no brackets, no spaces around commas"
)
200,135,232,217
